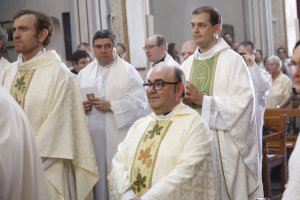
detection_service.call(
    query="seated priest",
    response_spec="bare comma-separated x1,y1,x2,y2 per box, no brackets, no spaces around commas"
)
108,65,216,200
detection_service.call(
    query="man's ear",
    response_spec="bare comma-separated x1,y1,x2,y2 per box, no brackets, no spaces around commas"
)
214,24,222,36
176,83,185,98
160,44,166,52
38,29,49,44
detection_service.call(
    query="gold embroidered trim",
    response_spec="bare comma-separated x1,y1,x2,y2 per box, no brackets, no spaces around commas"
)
10,69,35,108
130,120,172,196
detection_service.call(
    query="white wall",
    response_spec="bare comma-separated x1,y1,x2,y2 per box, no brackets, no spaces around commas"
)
126,0,148,68
0,0,70,63
151,0,245,52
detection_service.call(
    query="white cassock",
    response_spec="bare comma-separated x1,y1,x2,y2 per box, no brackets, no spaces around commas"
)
282,136,300,200
266,72,292,108
146,52,180,79
0,86,49,200
2,50,99,200
77,53,148,200
0,56,10,83
249,63,271,172
181,38,263,200
108,103,216,200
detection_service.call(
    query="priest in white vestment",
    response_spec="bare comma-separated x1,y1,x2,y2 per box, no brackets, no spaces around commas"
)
77,30,148,200
144,34,180,79
237,41,271,172
109,66,216,200
181,6,263,200
2,9,99,200
0,86,49,200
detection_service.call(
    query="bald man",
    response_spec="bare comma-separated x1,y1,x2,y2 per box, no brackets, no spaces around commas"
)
181,40,197,61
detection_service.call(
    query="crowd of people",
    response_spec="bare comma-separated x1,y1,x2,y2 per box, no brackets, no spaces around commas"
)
0,5,300,200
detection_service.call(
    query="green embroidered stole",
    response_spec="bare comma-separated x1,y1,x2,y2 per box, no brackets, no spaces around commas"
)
189,54,219,113
10,69,35,108
130,120,172,196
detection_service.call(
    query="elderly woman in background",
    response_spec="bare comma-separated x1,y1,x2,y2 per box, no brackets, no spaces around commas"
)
265,55,292,108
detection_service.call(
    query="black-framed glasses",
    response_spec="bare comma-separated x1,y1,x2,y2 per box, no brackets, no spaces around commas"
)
143,44,160,51
143,79,180,90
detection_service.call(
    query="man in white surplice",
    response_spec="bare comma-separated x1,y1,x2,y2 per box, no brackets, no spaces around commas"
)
77,30,148,200
2,9,99,200
181,6,263,200
0,86,49,200
108,66,216,200
144,34,180,79
237,41,271,173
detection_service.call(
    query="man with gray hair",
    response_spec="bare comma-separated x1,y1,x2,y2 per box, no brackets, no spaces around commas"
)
144,34,180,78
181,40,197,61
0,26,10,82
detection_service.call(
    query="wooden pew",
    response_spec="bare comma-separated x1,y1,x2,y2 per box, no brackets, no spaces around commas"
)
263,114,287,199
265,109,299,155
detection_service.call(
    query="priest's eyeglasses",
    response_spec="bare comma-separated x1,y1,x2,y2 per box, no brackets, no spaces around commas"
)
143,79,180,90
143,44,160,51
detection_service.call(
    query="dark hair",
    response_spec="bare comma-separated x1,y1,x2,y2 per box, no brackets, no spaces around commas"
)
72,50,90,64
155,34,166,46
0,26,8,54
173,67,186,97
294,41,300,51
77,42,90,49
168,43,175,52
14,9,53,47
277,47,286,54
256,49,262,56
116,42,127,52
92,30,115,45
192,6,222,25
238,40,254,50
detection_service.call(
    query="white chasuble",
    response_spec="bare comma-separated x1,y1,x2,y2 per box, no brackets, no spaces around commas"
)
2,50,99,200
77,53,148,200
182,38,263,200
0,57,10,83
0,86,49,200
108,103,216,200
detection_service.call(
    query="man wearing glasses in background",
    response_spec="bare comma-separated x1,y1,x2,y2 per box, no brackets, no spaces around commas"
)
109,65,216,200
144,34,180,79
77,30,148,200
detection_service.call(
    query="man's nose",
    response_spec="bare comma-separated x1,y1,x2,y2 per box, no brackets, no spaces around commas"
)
13,30,20,39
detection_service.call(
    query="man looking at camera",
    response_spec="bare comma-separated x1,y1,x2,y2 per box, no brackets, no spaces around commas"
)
77,30,148,200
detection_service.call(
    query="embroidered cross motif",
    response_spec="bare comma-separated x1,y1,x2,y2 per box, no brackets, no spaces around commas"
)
197,73,205,82
147,123,163,139
133,172,147,192
14,76,26,93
